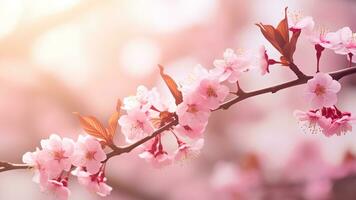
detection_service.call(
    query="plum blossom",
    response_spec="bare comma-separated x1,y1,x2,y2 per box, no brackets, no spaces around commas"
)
40,134,75,178
72,168,112,197
72,135,106,175
211,48,253,83
196,78,229,110
173,139,204,162
305,73,341,109
118,108,154,143
176,93,210,126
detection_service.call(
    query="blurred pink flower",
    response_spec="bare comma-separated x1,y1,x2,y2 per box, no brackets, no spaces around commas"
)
72,135,106,175
305,73,341,109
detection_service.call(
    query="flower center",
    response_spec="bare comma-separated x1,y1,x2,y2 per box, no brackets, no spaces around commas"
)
206,86,217,97
314,84,325,96
86,151,96,160
134,120,144,129
53,150,66,161
187,104,198,113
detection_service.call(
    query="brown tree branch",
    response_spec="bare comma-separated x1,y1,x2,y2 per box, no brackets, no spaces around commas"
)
0,161,29,172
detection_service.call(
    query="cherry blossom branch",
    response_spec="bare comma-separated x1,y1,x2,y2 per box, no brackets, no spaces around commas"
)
0,161,29,173
105,65,356,161
1,65,356,170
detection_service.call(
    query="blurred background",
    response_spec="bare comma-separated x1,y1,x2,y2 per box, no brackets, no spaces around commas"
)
0,0,355,199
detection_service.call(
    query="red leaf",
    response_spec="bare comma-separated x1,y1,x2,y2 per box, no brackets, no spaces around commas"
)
158,64,183,105
276,7,290,43
256,23,283,54
74,112,109,141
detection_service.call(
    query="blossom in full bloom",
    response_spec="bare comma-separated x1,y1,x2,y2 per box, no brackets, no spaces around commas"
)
173,139,204,162
305,73,341,109
72,135,107,175
211,48,253,83
176,93,211,126
118,108,154,143
40,134,75,178
196,78,229,110
72,168,112,197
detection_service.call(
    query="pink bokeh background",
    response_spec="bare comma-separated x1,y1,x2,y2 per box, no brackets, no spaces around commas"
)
0,0,355,199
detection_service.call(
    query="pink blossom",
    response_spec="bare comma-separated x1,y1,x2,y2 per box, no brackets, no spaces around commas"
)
332,27,356,55
22,148,51,185
72,135,106,175
295,107,354,137
319,112,355,136
173,139,204,162
118,108,154,143
43,178,70,200
176,93,211,126
288,14,314,33
40,134,74,178
72,168,112,197
138,136,172,168
122,85,160,111
305,73,341,109
23,148,47,173
211,48,253,83
294,110,324,134
175,122,206,139
196,78,229,110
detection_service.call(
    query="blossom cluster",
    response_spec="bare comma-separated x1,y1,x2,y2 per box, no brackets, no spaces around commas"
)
118,46,270,167
22,134,111,200
290,14,356,136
